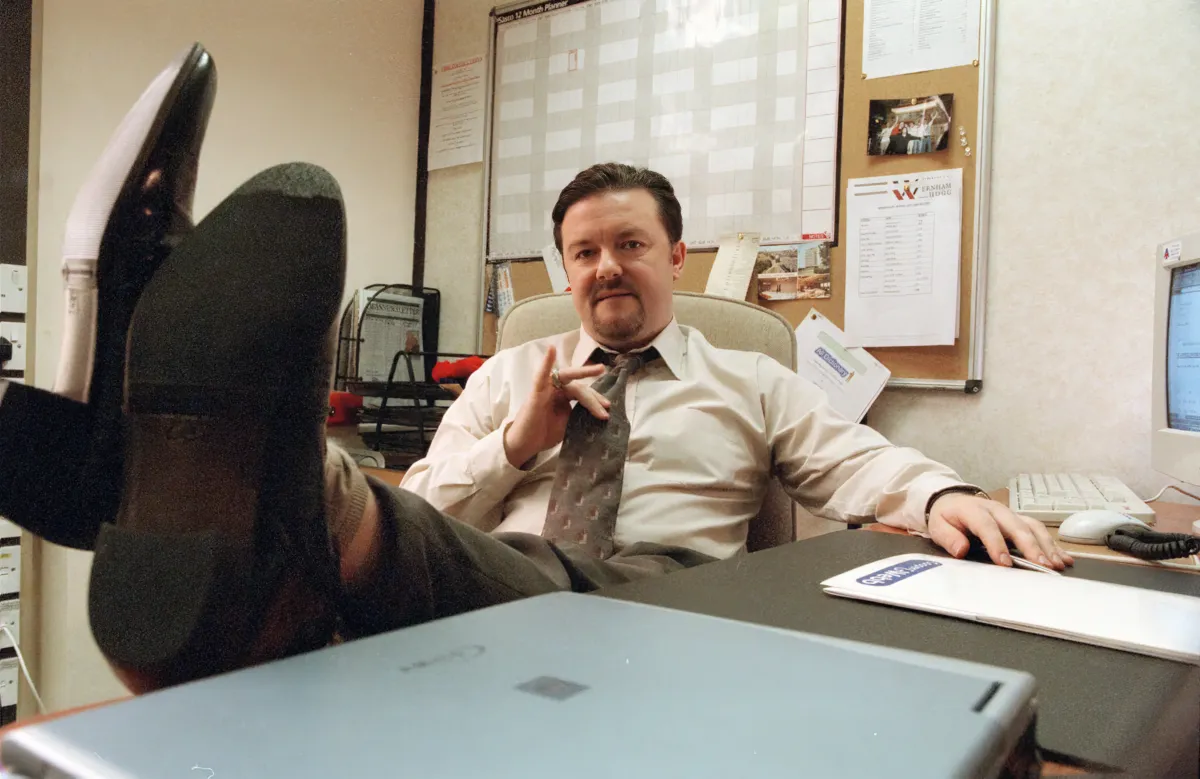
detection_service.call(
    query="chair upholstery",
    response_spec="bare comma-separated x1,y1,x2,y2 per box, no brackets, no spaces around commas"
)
496,291,798,552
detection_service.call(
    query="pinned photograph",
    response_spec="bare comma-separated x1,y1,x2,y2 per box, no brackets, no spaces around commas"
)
756,242,831,301
867,94,954,156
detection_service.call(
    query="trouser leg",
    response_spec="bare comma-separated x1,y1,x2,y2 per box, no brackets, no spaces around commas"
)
332,474,716,639
0,381,115,550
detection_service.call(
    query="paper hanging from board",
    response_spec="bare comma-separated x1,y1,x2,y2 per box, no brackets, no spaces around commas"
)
704,232,761,300
794,310,890,423
844,169,962,348
862,0,981,79
541,244,570,293
429,55,487,171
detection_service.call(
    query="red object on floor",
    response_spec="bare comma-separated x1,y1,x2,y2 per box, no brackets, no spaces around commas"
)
327,391,363,425
432,355,487,383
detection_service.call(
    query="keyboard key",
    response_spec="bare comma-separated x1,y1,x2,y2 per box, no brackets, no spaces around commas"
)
1032,474,1047,495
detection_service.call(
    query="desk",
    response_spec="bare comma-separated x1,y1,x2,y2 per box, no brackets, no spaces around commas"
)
599,530,1200,777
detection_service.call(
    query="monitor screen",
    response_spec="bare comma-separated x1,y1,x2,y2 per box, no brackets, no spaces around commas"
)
1168,264,1200,432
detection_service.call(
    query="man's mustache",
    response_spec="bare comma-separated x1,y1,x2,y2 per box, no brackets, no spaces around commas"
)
591,282,638,303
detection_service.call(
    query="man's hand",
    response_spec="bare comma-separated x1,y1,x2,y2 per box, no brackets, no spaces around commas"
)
503,345,610,468
928,492,1074,571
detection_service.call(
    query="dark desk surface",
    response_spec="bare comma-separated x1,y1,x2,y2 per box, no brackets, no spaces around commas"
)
600,531,1200,776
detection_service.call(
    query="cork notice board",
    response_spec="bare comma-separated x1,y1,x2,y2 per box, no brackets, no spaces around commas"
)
480,0,997,391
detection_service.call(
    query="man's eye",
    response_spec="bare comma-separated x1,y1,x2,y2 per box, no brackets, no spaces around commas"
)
621,241,643,251
575,249,594,260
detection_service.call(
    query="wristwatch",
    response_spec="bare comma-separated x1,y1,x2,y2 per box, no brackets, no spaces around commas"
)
925,485,990,522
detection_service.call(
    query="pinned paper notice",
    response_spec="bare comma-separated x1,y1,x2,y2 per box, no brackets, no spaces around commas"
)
795,310,890,422
542,244,570,293
844,169,963,347
704,232,761,300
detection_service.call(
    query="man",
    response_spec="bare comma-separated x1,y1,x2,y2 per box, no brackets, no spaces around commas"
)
401,162,1068,573
0,161,1068,694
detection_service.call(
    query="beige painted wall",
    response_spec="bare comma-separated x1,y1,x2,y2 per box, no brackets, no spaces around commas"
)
429,0,1200,498
31,0,423,711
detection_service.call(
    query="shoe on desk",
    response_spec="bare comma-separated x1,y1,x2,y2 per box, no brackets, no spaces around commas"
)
0,43,216,551
89,162,348,689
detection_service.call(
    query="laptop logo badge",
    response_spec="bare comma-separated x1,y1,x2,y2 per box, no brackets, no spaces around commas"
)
516,676,589,701
857,559,941,586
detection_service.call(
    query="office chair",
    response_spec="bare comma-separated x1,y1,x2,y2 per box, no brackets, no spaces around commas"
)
496,290,840,552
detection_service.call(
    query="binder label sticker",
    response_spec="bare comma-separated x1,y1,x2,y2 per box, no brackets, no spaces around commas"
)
1164,240,1182,266
857,559,941,586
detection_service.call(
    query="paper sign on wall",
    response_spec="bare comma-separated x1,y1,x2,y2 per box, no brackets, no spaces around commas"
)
844,169,963,347
429,55,487,171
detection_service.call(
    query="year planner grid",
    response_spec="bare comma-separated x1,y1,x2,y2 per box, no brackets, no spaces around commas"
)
488,0,842,259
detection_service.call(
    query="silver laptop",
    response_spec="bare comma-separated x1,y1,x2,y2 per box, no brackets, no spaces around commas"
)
1,592,1037,778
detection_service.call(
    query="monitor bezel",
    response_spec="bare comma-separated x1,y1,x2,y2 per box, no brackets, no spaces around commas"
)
1151,232,1200,486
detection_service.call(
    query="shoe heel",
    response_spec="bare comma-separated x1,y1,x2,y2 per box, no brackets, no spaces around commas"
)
89,521,257,684
88,412,271,684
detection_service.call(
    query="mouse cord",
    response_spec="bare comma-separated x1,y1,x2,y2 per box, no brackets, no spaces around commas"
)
1140,483,1200,504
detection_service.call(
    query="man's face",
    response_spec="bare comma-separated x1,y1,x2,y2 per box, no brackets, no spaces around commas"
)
559,188,686,351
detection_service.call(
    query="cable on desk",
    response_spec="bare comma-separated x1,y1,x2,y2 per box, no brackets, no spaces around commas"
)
1140,483,1200,504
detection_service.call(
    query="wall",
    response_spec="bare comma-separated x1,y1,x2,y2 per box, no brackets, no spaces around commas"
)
427,0,496,353
31,0,422,710
869,0,1200,497
430,0,1200,497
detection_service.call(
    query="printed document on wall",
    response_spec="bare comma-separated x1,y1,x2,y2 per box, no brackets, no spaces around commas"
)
862,0,981,79
429,55,487,170
844,169,962,347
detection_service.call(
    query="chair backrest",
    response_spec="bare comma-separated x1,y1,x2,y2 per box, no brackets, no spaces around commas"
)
496,291,797,552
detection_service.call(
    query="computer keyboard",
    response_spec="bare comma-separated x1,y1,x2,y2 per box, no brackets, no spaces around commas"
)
1007,473,1156,526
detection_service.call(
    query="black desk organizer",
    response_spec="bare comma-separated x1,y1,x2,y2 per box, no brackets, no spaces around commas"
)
334,284,473,469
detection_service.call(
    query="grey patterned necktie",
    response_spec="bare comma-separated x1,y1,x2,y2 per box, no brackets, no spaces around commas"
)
543,347,659,558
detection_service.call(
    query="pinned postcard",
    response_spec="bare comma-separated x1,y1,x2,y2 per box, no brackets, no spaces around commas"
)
705,232,761,300
756,242,832,301
795,310,890,422
542,244,570,293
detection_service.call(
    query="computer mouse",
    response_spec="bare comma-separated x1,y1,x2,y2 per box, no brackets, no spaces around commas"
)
1058,509,1151,545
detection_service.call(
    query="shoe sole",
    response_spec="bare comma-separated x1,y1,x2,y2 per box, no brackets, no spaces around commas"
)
89,163,346,686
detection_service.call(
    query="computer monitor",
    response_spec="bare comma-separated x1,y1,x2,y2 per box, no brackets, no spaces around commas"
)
1151,232,1200,485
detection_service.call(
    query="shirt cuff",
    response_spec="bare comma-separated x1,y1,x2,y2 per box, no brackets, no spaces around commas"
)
467,420,531,505
901,474,988,534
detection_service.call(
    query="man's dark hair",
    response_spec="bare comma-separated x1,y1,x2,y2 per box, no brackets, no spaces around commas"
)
551,162,683,253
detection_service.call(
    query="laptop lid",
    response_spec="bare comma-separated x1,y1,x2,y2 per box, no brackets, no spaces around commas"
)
1,592,1036,778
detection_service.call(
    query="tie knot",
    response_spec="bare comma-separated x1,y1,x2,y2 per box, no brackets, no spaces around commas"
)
594,347,659,373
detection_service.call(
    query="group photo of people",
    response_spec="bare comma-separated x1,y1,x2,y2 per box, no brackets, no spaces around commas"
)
867,93,954,156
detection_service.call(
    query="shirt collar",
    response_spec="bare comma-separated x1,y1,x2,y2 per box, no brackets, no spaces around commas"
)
571,318,685,379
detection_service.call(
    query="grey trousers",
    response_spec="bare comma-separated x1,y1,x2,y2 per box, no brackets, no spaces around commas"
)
338,476,717,638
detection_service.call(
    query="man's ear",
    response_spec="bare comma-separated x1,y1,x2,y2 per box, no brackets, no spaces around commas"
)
670,241,687,281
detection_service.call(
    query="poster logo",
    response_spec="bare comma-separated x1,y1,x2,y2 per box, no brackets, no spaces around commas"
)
892,183,919,200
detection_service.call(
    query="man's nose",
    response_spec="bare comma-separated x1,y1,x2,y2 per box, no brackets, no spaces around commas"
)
597,250,622,280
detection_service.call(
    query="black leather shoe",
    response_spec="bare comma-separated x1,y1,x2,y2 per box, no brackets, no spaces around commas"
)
0,43,216,550
89,162,347,688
